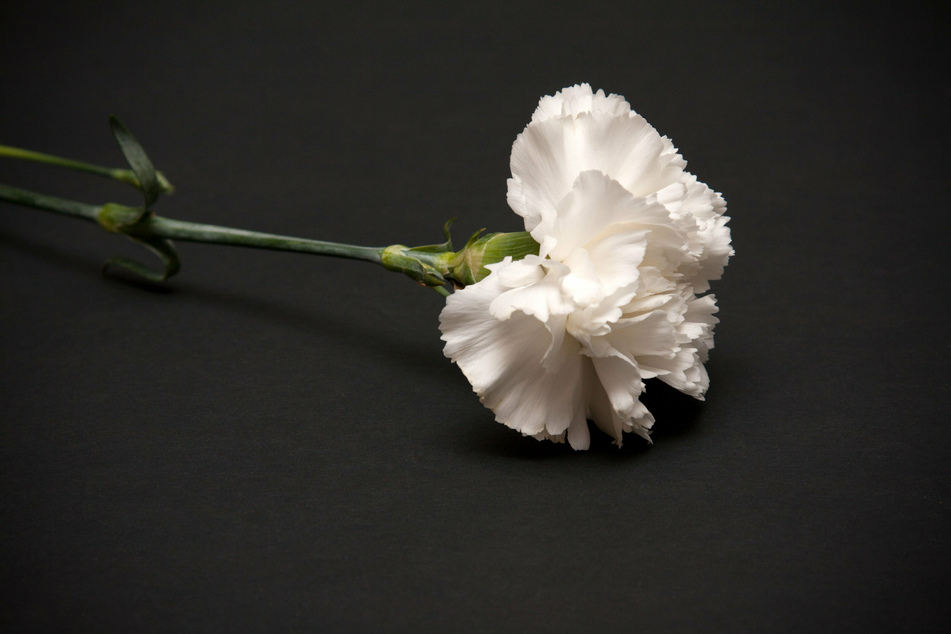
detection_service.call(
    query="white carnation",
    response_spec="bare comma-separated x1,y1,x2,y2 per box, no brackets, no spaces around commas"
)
439,84,732,450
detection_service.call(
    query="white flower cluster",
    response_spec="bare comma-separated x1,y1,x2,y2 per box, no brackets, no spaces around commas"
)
439,85,732,449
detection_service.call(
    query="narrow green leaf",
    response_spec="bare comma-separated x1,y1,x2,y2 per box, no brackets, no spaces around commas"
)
109,116,160,209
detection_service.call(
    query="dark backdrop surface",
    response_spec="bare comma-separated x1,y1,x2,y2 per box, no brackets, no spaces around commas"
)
1,1,948,631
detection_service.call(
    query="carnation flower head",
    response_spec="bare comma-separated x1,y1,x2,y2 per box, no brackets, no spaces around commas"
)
439,84,733,450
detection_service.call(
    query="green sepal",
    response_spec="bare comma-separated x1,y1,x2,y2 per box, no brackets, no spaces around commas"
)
109,116,162,209
102,234,181,283
405,218,457,254
448,231,539,285
478,231,539,271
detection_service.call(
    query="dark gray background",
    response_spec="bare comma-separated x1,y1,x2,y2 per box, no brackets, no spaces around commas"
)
2,1,948,631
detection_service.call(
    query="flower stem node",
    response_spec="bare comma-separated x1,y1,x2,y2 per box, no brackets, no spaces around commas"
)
380,244,452,288
94,203,181,282
96,203,149,233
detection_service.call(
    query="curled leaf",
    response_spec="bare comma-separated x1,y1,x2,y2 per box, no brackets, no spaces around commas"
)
102,235,180,283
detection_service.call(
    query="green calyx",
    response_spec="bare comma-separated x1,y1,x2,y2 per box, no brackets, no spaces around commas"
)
447,230,539,285
381,220,540,292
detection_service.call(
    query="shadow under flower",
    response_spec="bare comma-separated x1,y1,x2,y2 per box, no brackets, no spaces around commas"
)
461,378,706,459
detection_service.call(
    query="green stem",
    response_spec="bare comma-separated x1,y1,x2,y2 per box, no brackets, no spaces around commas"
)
0,145,173,193
0,183,100,219
135,215,383,263
0,182,383,264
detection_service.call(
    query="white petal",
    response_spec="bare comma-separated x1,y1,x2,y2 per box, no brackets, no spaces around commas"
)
584,227,649,297
440,271,586,441
682,294,719,362
609,309,679,360
655,349,709,399
586,355,654,444
659,174,732,292
531,83,633,123
566,403,591,450
488,258,573,323
507,112,685,235
694,215,733,292
560,248,603,307
566,284,639,345
536,170,670,261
